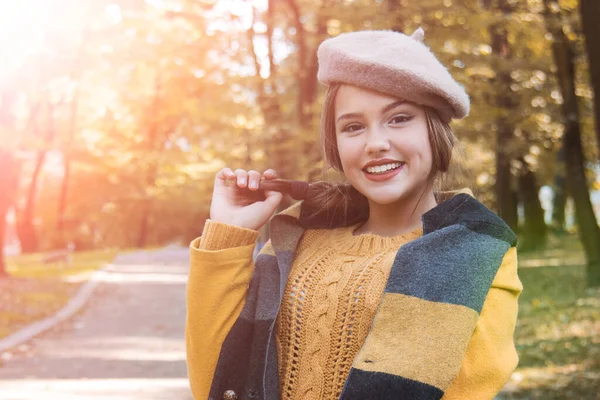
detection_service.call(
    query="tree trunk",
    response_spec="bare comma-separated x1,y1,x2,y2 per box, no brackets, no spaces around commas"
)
284,0,327,128
137,72,161,248
517,159,548,251
57,30,88,247
57,89,79,247
0,151,18,279
296,0,329,171
544,0,600,287
284,0,308,127
16,150,45,253
495,125,519,231
56,158,71,245
304,2,328,108
266,0,277,84
137,200,151,249
579,0,600,157
0,90,19,278
18,102,57,253
252,0,290,181
387,0,405,33
487,0,519,231
552,144,567,232
0,205,8,279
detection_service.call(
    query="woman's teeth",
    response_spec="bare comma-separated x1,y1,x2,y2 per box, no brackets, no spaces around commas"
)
365,162,403,174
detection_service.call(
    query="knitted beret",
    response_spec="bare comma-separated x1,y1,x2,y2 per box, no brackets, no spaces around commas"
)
317,28,470,121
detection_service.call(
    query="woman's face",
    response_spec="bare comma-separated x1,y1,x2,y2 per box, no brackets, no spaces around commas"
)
334,84,433,206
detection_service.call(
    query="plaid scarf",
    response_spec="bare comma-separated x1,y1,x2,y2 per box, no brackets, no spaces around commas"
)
208,193,516,400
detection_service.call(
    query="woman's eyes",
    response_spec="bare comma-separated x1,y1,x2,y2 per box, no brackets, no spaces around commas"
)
340,115,412,133
389,115,413,124
343,124,363,133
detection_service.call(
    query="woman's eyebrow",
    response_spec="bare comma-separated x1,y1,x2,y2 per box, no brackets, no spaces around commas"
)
336,100,406,123
381,100,406,114
336,112,362,123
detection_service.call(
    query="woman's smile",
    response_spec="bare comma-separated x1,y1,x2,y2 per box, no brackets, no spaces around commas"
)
362,162,405,182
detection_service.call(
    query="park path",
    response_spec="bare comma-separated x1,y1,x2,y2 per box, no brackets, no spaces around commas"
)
0,245,194,400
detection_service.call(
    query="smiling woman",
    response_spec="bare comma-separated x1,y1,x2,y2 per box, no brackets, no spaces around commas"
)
186,27,522,400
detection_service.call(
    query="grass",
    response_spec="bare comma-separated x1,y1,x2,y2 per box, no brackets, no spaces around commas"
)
5,249,117,278
0,249,117,342
501,234,600,399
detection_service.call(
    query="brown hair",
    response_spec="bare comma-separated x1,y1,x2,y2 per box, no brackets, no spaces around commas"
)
255,83,461,227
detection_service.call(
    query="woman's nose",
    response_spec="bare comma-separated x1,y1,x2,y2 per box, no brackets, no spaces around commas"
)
364,128,391,154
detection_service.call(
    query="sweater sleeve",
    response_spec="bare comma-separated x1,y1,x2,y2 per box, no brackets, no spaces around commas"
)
186,220,260,400
443,246,523,400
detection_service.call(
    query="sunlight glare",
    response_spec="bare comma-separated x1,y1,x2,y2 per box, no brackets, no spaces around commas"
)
0,1,52,77
0,0,92,79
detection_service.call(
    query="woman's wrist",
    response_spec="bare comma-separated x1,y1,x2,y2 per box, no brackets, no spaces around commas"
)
197,219,259,251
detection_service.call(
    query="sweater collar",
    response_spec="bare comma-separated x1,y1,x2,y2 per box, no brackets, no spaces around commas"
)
329,223,423,256
276,187,476,232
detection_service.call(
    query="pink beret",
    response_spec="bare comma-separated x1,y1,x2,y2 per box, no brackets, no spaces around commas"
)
317,28,470,121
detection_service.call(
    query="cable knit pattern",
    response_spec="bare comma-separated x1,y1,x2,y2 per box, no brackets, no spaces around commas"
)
276,224,422,400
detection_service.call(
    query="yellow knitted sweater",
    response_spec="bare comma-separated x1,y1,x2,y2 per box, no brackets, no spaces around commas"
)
187,219,521,400
276,223,422,399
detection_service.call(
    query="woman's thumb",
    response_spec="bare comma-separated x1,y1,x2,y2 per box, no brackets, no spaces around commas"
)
263,190,283,209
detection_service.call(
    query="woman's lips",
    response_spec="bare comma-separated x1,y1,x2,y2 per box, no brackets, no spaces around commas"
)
362,164,404,182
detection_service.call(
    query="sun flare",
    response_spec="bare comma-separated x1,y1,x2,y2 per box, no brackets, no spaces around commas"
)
0,2,53,76
0,0,92,79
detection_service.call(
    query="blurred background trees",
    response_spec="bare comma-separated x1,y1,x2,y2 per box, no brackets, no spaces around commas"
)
1,0,599,285
1,2,599,396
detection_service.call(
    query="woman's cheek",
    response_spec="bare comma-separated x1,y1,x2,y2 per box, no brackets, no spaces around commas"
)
336,141,354,168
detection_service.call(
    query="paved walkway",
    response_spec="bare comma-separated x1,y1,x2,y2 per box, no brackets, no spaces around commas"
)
0,246,193,400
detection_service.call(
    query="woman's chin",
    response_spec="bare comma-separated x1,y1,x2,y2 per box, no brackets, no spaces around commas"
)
361,188,410,206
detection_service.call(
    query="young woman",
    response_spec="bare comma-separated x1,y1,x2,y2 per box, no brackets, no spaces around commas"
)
186,28,522,400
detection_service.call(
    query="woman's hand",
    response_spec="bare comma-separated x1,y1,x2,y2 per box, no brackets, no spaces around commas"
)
209,168,284,231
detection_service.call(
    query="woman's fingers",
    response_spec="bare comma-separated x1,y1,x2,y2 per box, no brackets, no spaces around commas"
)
216,167,276,190
234,169,248,188
246,170,260,190
263,169,277,180
215,168,235,186
216,167,235,179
